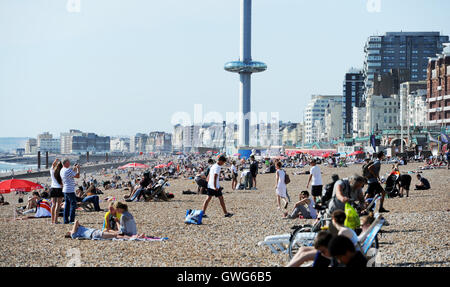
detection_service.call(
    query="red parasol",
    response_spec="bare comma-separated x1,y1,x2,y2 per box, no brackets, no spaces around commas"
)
0,179,43,194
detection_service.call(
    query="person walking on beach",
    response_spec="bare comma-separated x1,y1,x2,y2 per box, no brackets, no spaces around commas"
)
60,159,80,224
249,155,258,190
230,161,238,190
49,158,64,224
366,151,389,213
201,155,233,218
306,159,323,203
275,161,289,210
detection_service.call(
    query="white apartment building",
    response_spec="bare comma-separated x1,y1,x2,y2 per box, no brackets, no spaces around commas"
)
39,138,60,153
353,107,367,138
304,95,342,144
324,100,343,141
364,94,400,134
408,90,428,127
110,138,130,153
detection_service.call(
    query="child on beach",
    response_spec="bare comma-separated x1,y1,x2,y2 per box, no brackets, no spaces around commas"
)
103,201,122,232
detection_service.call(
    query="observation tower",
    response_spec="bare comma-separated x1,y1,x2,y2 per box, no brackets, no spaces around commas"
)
225,0,267,147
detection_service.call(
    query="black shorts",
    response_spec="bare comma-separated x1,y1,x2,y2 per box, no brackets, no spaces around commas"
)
50,188,63,198
311,185,323,197
366,182,384,198
232,172,238,180
251,172,257,178
206,188,223,197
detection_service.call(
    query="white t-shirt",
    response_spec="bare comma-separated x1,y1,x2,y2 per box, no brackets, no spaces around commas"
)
231,165,237,174
50,169,62,188
207,163,221,189
310,165,322,186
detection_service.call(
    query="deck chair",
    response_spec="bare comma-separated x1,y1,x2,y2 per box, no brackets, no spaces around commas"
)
358,214,385,256
77,201,94,212
257,231,316,254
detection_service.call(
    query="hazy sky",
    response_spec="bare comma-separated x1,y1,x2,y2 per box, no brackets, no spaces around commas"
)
1,0,450,137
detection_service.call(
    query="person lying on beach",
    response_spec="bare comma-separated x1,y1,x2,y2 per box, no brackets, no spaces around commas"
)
64,219,145,240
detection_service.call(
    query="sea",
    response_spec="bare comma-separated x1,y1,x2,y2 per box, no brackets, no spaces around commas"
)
0,161,37,174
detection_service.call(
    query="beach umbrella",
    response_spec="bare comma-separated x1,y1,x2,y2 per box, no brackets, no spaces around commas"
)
154,164,166,169
233,153,241,156
322,152,331,158
347,151,364,157
0,179,43,194
118,163,149,169
176,152,183,155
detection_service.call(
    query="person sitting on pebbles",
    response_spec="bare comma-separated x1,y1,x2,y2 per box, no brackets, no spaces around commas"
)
283,190,317,219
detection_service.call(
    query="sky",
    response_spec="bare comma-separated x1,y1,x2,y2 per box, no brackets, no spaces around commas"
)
1,0,450,138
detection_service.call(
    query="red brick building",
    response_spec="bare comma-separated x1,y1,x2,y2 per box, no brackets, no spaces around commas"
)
427,44,450,126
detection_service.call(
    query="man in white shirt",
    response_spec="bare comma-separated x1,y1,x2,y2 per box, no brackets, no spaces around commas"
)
306,159,323,203
201,155,233,218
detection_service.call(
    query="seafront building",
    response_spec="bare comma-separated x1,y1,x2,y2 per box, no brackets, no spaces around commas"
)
363,94,400,134
324,100,343,142
110,137,130,153
24,138,37,154
37,132,60,154
130,132,172,153
342,68,365,137
408,89,428,128
60,130,110,155
303,95,342,144
427,43,450,127
363,32,449,97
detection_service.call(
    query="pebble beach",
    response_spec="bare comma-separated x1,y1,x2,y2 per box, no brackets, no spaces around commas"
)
0,162,449,267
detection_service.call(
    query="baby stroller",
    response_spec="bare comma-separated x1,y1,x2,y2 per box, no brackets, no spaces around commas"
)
384,173,400,198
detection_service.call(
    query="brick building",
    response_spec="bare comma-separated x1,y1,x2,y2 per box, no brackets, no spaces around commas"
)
427,43,450,127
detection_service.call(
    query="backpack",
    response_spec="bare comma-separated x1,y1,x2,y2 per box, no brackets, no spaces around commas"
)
284,170,291,185
362,161,374,178
321,181,336,204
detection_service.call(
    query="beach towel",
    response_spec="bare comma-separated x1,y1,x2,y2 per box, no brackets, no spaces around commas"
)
84,236,169,241
184,209,204,225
